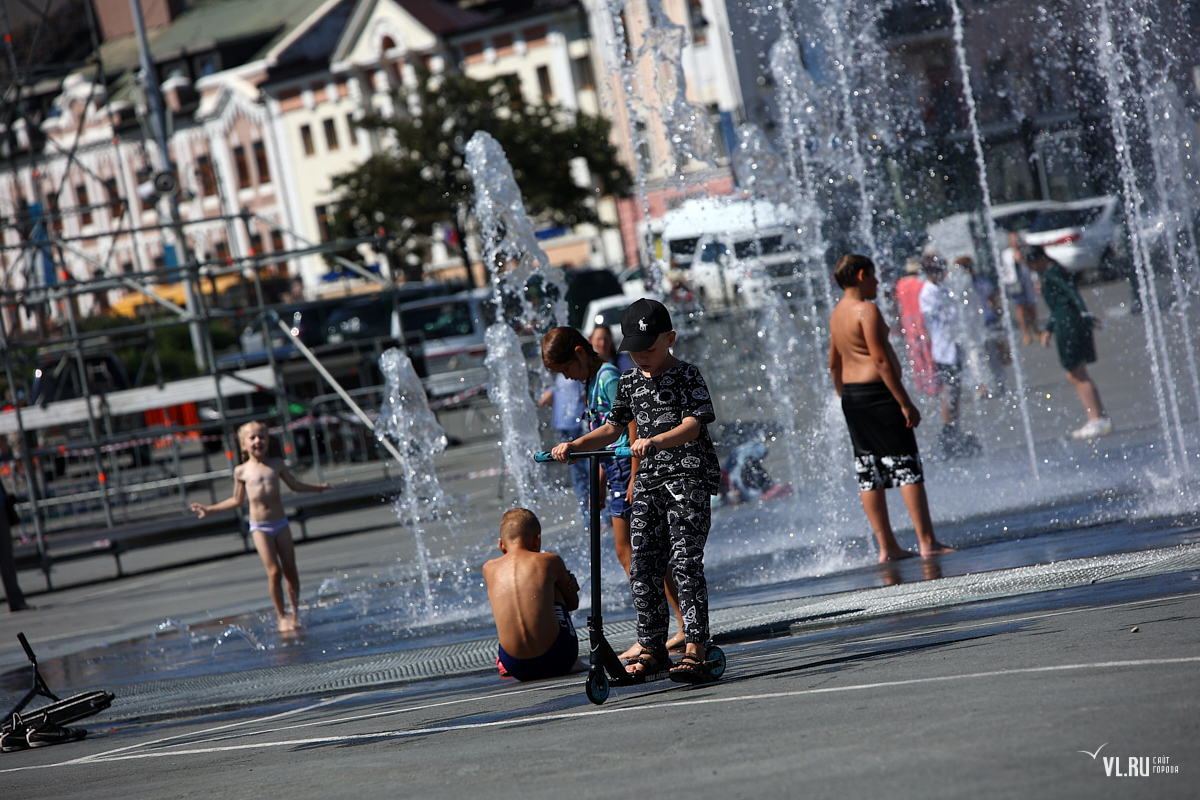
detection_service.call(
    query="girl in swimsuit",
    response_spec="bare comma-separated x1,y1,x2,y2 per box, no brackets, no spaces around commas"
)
191,421,331,631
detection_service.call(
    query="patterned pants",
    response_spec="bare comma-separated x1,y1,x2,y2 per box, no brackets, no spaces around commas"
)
628,479,712,649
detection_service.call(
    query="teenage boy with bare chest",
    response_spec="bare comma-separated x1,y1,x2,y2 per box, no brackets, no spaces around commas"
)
828,254,956,562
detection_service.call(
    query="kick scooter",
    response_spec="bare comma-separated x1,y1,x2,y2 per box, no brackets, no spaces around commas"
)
534,446,725,704
1,633,114,752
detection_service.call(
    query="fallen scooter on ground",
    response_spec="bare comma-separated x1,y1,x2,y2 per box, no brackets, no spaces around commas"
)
1,633,114,753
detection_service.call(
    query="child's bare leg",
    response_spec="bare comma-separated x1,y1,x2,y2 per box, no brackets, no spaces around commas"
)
665,574,685,650
860,488,913,562
1067,365,1106,421
614,517,632,575
275,528,302,628
251,531,291,630
1017,303,1034,344
898,482,955,557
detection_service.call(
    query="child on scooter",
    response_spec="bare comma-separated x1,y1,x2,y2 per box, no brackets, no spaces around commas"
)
551,299,721,683
542,327,688,657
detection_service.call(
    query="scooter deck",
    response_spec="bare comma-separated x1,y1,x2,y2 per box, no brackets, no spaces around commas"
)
607,662,674,687
2,690,115,734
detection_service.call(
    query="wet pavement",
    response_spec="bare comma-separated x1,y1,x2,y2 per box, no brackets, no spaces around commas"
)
1,505,1198,798
1,279,1198,795
1,547,1196,799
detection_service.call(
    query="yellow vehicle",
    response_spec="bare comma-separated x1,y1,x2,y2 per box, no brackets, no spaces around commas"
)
106,271,287,318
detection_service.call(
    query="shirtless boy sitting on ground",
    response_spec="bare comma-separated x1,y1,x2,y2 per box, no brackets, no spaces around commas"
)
828,254,956,562
483,508,584,681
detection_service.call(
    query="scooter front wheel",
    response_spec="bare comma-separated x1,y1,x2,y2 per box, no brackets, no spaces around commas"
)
585,669,610,705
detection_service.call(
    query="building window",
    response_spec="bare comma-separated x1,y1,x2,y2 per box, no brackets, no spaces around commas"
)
197,155,217,196
46,193,63,233
253,141,270,183
121,261,133,274
233,146,251,189
77,183,93,225
249,233,263,255
315,205,330,242
688,0,708,45
635,120,652,175
461,40,483,61
571,56,595,91
537,65,553,101
196,54,220,77
214,240,229,263
271,230,284,252
618,12,633,62
300,124,315,156
346,114,358,145
323,118,339,151
103,178,124,218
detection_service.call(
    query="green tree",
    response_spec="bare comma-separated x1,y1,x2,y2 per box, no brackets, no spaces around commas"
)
327,69,632,282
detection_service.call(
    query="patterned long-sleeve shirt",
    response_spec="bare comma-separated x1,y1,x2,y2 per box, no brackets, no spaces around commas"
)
607,360,721,494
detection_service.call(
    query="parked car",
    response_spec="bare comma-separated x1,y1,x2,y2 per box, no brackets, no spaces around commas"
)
564,268,624,329
398,288,494,397
657,196,799,273
325,295,401,343
924,200,1057,265
581,295,633,349
1021,196,1125,276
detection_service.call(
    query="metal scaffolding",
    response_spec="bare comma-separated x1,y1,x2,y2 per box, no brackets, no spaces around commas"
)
0,0,409,572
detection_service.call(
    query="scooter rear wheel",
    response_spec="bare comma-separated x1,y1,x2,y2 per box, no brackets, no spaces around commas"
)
705,645,726,680
585,670,610,705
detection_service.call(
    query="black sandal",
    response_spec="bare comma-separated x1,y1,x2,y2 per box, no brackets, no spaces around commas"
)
624,647,671,680
668,651,712,684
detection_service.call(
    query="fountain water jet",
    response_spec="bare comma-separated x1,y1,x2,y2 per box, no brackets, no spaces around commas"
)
1091,0,1187,478
948,0,1040,480
376,347,450,611
466,130,566,509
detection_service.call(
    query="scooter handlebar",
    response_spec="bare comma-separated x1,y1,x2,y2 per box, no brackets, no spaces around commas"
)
533,445,655,462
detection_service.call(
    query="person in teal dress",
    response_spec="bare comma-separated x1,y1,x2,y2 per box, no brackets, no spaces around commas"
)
1025,246,1112,440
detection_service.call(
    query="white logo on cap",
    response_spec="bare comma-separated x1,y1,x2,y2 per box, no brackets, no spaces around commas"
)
638,318,648,331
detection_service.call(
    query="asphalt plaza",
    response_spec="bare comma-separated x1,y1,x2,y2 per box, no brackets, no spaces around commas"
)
3,568,1197,800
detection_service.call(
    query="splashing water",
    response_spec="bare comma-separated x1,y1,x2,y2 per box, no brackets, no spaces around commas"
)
637,0,714,180
1089,0,1187,479
211,625,266,657
466,130,569,511
150,619,198,649
465,130,567,330
948,0,1041,480
758,292,807,492
376,347,450,611
315,578,346,607
484,323,544,510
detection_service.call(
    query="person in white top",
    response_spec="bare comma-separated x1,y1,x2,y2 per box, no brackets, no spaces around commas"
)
999,231,1040,345
919,257,980,458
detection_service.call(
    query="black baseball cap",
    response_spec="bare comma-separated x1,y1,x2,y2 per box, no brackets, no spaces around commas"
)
619,298,673,352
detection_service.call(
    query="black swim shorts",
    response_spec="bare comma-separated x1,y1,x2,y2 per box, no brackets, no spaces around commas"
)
841,382,924,492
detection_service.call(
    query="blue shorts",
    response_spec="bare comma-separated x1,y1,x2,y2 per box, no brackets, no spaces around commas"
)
496,604,578,681
600,454,633,519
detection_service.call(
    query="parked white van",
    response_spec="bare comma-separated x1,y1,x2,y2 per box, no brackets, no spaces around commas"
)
658,197,809,309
